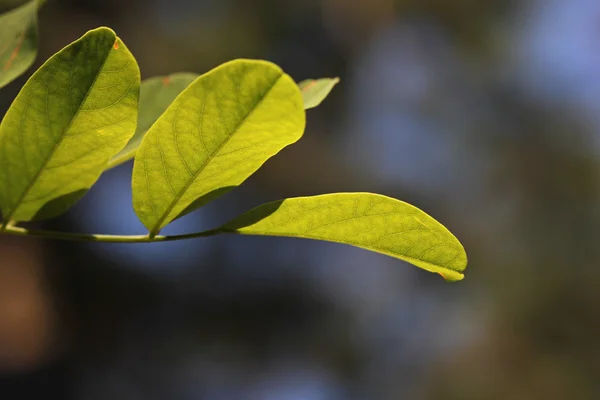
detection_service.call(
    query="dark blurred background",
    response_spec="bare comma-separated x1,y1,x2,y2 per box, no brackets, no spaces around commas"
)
2,0,600,398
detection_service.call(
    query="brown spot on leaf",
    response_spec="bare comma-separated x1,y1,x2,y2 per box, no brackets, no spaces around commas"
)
3,33,25,72
301,80,317,92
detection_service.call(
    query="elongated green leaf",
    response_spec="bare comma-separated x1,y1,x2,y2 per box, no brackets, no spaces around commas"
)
0,27,140,222
132,59,305,236
218,193,467,281
0,0,40,88
108,73,197,168
298,78,339,109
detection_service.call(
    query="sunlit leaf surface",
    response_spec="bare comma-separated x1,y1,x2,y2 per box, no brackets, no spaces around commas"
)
219,193,467,281
132,59,305,235
0,27,140,221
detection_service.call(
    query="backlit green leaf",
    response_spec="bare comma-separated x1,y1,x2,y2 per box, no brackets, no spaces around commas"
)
108,73,197,168
298,77,339,109
132,59,305,236
219,193,467,281
0,27,140,222
0,0,40,88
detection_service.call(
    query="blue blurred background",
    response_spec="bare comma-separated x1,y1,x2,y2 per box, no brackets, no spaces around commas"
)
2,0,600,398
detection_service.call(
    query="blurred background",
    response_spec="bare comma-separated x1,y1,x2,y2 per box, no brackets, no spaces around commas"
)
2,0,600,398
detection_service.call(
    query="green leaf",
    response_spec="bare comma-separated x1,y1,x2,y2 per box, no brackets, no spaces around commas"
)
218,193,467,281
132,59,305,236
108,73,197,168
0,27,140,222
0,0,41,89
298,77,339,109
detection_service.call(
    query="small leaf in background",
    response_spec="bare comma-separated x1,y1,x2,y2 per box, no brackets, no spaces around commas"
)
219,193,467,281
108,73,198,168
298,77,339,109
132,59,305,236
0,27,140,222
0,0,41,89
108,74,337,168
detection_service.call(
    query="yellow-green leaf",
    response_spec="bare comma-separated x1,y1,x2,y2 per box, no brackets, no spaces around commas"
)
298,77,339,109
132,59,305,236
0,0,41,88
108,73,197,168
0,27,140,222
219,193,467,281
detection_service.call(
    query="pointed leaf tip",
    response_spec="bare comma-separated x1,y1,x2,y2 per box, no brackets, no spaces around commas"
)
438,271,465,282
298,77,340,109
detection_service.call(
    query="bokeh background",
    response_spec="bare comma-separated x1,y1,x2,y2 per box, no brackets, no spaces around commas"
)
2,0,600,398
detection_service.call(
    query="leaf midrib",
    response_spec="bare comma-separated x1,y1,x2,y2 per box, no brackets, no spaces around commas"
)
3,38,115,222
148,72,284,235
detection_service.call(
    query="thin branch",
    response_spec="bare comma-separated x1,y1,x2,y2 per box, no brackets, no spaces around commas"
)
0,225,228,243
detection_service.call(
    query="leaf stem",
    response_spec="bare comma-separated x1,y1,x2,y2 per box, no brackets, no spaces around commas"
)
0,225,228,243
0,219,14,231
